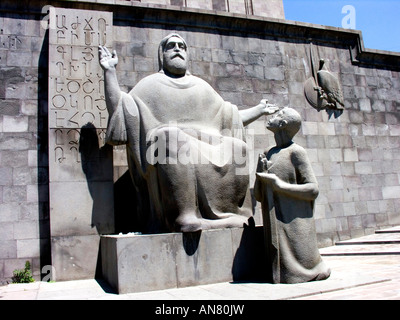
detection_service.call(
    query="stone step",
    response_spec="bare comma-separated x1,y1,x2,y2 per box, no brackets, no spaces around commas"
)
375,226,400,234
319,243,400,256
335,233,400,246
319,226,400,256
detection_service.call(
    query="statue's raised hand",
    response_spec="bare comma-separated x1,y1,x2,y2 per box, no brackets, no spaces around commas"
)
99,46,118,71
259,99,279,116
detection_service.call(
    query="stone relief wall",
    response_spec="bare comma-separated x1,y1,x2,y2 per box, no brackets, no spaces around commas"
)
0,1,399,282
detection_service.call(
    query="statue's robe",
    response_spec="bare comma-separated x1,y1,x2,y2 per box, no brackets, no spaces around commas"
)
106,72,251,232
254,143,331,283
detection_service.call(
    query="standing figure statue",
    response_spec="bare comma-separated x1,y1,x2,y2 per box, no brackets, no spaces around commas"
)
99,33,279,233
254,107,331,283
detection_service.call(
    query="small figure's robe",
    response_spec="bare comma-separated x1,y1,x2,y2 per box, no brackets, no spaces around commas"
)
254,143,330,283
106,72,251,232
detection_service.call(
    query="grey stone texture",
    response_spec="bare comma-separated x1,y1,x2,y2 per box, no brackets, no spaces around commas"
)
0,0,400,283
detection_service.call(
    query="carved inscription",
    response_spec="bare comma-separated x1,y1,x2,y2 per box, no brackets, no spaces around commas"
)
0,35,22,49
51,128,108,164
49,8,112,130
49,8,112,167
48,9,114,268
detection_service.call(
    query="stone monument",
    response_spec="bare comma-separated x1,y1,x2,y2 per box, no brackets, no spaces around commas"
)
99,33,279,233
254,107,331,284
1,0,400,287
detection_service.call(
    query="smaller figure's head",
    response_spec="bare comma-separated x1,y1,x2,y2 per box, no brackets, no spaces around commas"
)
158,33,188,77
267,107,302,138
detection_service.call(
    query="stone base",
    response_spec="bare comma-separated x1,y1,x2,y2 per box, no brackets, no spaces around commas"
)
51,234,101,281
100,226,267,294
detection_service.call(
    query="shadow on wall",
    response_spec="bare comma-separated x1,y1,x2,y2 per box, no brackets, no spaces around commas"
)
79,122,114,235
232,227,269,283
182,231,201,256
37,29,51,278
79,123,115,279
113,170,141,234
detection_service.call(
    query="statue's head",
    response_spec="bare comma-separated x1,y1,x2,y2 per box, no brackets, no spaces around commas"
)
267,107,301,138
158,33,189,77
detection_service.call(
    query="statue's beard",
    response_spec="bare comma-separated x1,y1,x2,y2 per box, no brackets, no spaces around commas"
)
163,55,187,76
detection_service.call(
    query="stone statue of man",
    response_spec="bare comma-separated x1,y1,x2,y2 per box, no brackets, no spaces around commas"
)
99,33,279,233
254,107,331,283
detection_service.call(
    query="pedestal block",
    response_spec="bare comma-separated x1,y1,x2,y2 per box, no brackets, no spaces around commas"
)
101,226,267,294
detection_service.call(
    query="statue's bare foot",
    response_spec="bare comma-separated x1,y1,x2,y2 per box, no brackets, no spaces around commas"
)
176,212,250,232
201,214,250,230
175,214,203,233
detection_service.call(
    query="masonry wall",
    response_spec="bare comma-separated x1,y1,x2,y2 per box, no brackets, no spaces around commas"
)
0,0,399,283
0,3,50,283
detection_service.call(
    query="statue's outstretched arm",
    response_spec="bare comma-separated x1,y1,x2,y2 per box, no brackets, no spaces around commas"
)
99,46,122,116
239,99,279,127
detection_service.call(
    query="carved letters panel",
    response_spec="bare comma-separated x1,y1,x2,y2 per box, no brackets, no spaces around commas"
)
48,8,114,239
49,8,112,175
49,8,112,130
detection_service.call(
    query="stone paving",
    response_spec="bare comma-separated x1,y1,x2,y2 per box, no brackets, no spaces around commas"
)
294,256,400,300
1,226,399,300
295,226,400,300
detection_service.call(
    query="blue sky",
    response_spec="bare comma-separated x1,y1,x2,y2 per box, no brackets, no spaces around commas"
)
283,0,400,52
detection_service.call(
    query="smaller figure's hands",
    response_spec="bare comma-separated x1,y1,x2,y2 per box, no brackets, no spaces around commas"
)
256,172,282,191
259,99,280,116
256,154,268,173
99,46,118,71
256,172,276,183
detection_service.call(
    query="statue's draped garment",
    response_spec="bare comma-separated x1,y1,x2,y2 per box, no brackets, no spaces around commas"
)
254,143,330,283
106,72,251,232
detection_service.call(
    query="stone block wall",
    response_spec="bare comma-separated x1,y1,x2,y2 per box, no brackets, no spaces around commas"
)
0,0,399,283
0,5,50,283
305,64,400,245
